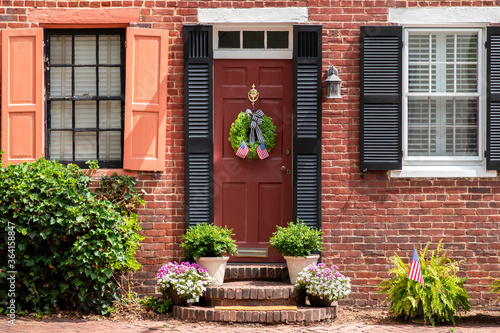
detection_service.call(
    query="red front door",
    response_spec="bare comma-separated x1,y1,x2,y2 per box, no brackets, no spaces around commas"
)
214,59,293,262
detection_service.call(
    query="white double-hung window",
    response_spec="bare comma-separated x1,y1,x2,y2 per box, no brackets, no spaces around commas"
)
403,28,486,174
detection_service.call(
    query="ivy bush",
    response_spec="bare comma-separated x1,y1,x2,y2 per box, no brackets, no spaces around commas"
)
0,158,144,315
378,240,471,326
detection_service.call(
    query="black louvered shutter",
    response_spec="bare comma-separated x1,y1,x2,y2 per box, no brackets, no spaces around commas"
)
184,25,213,228
293,25,322,229
487,27,500,170
360,26,402,171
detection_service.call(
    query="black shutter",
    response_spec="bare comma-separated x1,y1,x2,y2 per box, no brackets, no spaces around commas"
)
487,27,500,170
184,25,213,228
360,26,402,171
293,25,322,229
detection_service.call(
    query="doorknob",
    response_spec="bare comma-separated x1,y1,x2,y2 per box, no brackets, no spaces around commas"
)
281,166,286,171
281,166,291,174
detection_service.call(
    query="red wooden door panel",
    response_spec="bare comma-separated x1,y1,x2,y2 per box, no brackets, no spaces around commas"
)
214,59,293,262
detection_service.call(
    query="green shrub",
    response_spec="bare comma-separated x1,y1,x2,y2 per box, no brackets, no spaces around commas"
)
269,219,323,257
180,223,238,259
378,240,471,325
489,275,500,302
0,158,144,315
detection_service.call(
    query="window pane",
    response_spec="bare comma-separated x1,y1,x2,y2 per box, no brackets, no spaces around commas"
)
408,65,429,92
243,31,264,49
267,31,288,49
99,131,121,160
98,67,121,96
50,35,72,64
408,96,478,157
218,31,239,49
456,64,477,92
75,35,96,65
75,132,97,160
457,33,478,62
99,35,121,64
408,34,430,62
75,101,96,128
50,131,72,160
50,101,72,128
99,101,121,128
50,67,72,97
74,67,96,96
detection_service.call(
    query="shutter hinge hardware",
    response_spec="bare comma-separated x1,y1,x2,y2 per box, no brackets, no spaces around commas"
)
360,168,367,179
485,41,489,49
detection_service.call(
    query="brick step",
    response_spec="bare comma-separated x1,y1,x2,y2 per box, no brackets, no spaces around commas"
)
172,304,337,324
202,281,304,307
224,264,289,282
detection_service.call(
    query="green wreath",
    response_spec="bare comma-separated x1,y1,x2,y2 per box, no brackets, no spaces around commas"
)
229,111,277,159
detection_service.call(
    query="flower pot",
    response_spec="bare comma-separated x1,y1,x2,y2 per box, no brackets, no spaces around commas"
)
168,288,190,306
284,254,320,284
196,256,229,286
307,293,332,307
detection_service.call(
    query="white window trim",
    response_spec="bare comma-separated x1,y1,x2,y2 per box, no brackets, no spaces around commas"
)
198,7,308,24
213,23,293,59
391,26,497,178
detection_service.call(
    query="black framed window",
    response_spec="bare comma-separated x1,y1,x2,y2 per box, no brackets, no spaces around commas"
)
45,29,125,168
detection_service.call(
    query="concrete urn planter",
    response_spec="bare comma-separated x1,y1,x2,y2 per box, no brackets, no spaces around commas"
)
284,254,320,285
196,256,229,286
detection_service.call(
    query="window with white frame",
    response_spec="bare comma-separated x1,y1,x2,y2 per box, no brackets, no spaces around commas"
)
45,29,125,168
404,29,483,166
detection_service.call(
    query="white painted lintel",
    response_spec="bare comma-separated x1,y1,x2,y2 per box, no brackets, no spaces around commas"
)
198,7,308,24
389,7,500,25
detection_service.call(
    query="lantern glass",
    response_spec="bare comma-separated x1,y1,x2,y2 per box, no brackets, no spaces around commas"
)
325,66,341,99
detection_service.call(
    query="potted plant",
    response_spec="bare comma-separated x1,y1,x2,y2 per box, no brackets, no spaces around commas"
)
180,223,238,285
157,261,213,306
269,219,323,284
296,263,351,307
378,240,471,326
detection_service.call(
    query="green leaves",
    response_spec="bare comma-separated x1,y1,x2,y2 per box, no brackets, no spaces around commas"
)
228,112,277,159
378,240,471,326
0,158,144,315
269,219,323,257
180,223,238,259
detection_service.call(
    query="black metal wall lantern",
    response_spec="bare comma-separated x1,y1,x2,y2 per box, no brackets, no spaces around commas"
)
325,65,342,99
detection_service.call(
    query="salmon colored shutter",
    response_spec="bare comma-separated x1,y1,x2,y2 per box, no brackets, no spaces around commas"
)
124,28,168,171
1,29,44,165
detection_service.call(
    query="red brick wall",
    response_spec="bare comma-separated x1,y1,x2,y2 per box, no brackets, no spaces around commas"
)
2,0,500,308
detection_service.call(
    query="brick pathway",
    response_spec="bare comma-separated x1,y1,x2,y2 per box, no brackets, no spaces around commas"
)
2,318,499,333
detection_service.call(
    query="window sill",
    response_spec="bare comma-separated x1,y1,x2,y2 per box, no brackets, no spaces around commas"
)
390,167,497,178
93,169,139,177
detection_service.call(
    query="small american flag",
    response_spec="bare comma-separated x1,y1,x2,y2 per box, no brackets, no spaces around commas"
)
408,248,425,286
236,140,249,159
257,142,269,160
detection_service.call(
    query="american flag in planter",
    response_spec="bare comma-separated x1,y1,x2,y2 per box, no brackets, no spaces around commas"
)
257,142,269,160
408,248,425,286
236,140,249,159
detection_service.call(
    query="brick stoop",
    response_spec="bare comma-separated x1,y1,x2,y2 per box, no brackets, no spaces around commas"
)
172,304,337,323
171,264,338,324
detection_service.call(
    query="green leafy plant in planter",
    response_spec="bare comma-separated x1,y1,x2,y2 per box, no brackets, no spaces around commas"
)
180,223,238,259
269,220,323,284
180,223,238,285
378,240,471,326
269,219,323,257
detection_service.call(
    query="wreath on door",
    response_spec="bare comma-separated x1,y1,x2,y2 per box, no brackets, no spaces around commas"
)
228,109,277,160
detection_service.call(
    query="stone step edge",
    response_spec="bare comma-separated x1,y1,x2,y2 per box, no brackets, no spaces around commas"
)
172,305,337,324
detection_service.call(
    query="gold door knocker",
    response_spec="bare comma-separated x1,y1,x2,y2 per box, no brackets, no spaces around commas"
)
248,84,259,110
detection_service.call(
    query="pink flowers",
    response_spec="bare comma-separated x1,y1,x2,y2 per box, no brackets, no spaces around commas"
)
296,263,351,302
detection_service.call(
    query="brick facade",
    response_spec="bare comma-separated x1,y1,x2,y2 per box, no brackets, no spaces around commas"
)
1,0,500,308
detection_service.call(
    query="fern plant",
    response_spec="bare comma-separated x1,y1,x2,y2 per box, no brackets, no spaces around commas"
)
378,240,471,326
490,275,500,302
